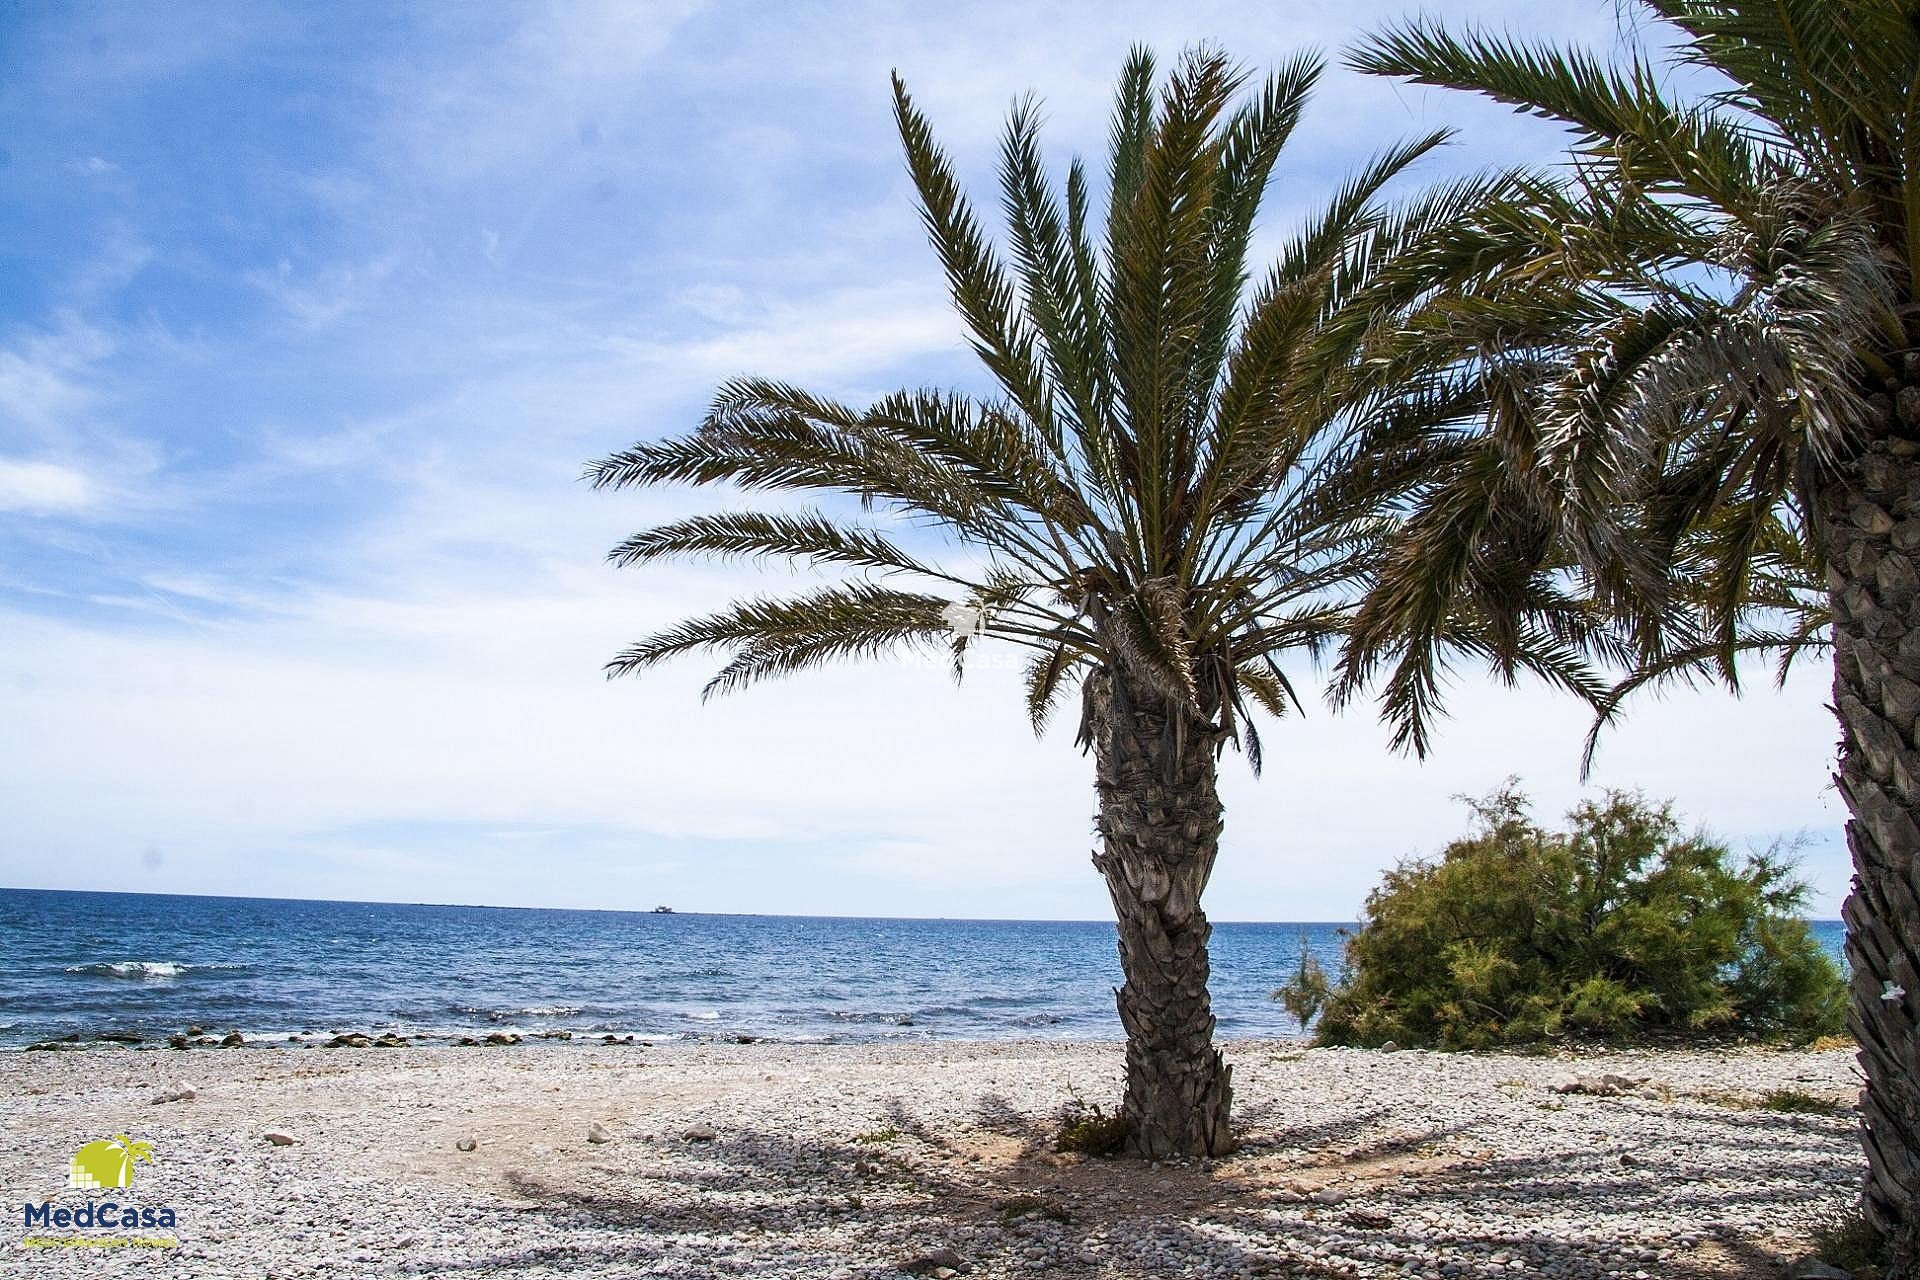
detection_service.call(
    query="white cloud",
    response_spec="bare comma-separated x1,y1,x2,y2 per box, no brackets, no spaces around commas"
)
0,313,114,443
0,458,94,512
0,537,1848,919
607,281,963,388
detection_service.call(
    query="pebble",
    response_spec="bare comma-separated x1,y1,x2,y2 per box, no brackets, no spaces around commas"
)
1551,1073,1650,1096
586,1122,612,1144
0,1040,1862,1279
262,1130,296,1146
899,1246,967,1275
150,1083,196,1104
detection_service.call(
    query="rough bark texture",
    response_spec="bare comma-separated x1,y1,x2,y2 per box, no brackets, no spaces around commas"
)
1816,408,1920,1271
1085,661,1234,1159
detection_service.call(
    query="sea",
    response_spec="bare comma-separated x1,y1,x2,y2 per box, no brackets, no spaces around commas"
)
0,888,1851,1050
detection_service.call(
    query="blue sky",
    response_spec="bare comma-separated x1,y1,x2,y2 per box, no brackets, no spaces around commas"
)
0,0,1847,920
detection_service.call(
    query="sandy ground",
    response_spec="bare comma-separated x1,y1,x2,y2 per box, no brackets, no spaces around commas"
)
0,1040,1863,1278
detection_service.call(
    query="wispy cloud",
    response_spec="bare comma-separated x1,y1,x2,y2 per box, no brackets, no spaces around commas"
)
246,252,406,329
0,459,95,512
0,314,114,443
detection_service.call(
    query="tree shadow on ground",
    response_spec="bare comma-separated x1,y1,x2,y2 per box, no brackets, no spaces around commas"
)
397,1083,1854,1278
970,1090,1052,1154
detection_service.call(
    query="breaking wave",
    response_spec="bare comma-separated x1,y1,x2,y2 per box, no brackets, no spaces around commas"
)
64,960,244,980
66,961,188,980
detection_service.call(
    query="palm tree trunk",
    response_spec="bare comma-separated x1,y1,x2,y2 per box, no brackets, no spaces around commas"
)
1084,662,1235,1159
1817,422,1920,1266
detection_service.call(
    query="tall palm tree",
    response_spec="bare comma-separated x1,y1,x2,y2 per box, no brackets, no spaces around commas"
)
589,48,1555,1157
1345,0,1920,1256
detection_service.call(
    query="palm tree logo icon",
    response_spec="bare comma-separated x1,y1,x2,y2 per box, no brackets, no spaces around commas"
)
68,1134,155,1189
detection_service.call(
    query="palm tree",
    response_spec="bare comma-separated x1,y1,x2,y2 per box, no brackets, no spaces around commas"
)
588,48,1547,1157
1345,0,1920,1255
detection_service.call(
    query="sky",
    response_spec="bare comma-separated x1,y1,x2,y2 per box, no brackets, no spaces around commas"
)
0,0,1849,921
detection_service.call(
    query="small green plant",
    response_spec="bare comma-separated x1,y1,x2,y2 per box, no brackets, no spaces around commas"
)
1701,1085,1848,1115
1812,1205,1886,1274
1760,1088,1846,1116
1055,1099,1130,1156
1312,785,1847,1050
996,1194,1072,1224
852,1126,902,1144
1272,932,1333,1031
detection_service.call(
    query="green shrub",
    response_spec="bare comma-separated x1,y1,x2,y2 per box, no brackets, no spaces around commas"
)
1812,1204,1886,1274
1312,784,1846,1050
1700,1087,1849,1115
1272,931,1333,1030
1054,1100,1130,1156
1758,1088,1848,1116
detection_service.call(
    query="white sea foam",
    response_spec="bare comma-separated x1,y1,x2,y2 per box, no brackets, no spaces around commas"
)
67,961,187,980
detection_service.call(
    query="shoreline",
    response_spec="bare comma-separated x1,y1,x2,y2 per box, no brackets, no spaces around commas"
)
1,1039,1860,1278
6,1027,1843,1054
9,1029,1219,1053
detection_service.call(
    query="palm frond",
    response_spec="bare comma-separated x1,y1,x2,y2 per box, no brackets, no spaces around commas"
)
607,583,951,698
892,73,1055,435
610,510,934,577
1348,21,1765,214
1024,643,1085,733
596,44,1534,763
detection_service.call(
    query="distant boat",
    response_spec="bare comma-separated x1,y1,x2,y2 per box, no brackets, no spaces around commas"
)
652,906,675,914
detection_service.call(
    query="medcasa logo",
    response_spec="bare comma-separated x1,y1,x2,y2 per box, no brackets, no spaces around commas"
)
17,1135,179,1250
69,1133,155,1190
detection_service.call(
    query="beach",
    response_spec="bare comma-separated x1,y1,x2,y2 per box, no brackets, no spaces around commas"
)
0,1039,1860,1278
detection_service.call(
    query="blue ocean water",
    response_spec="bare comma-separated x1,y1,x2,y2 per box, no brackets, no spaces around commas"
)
0,888,1849,1049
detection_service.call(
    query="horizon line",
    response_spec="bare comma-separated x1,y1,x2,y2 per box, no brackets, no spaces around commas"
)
0,883,1846,926
0,883,1352,925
